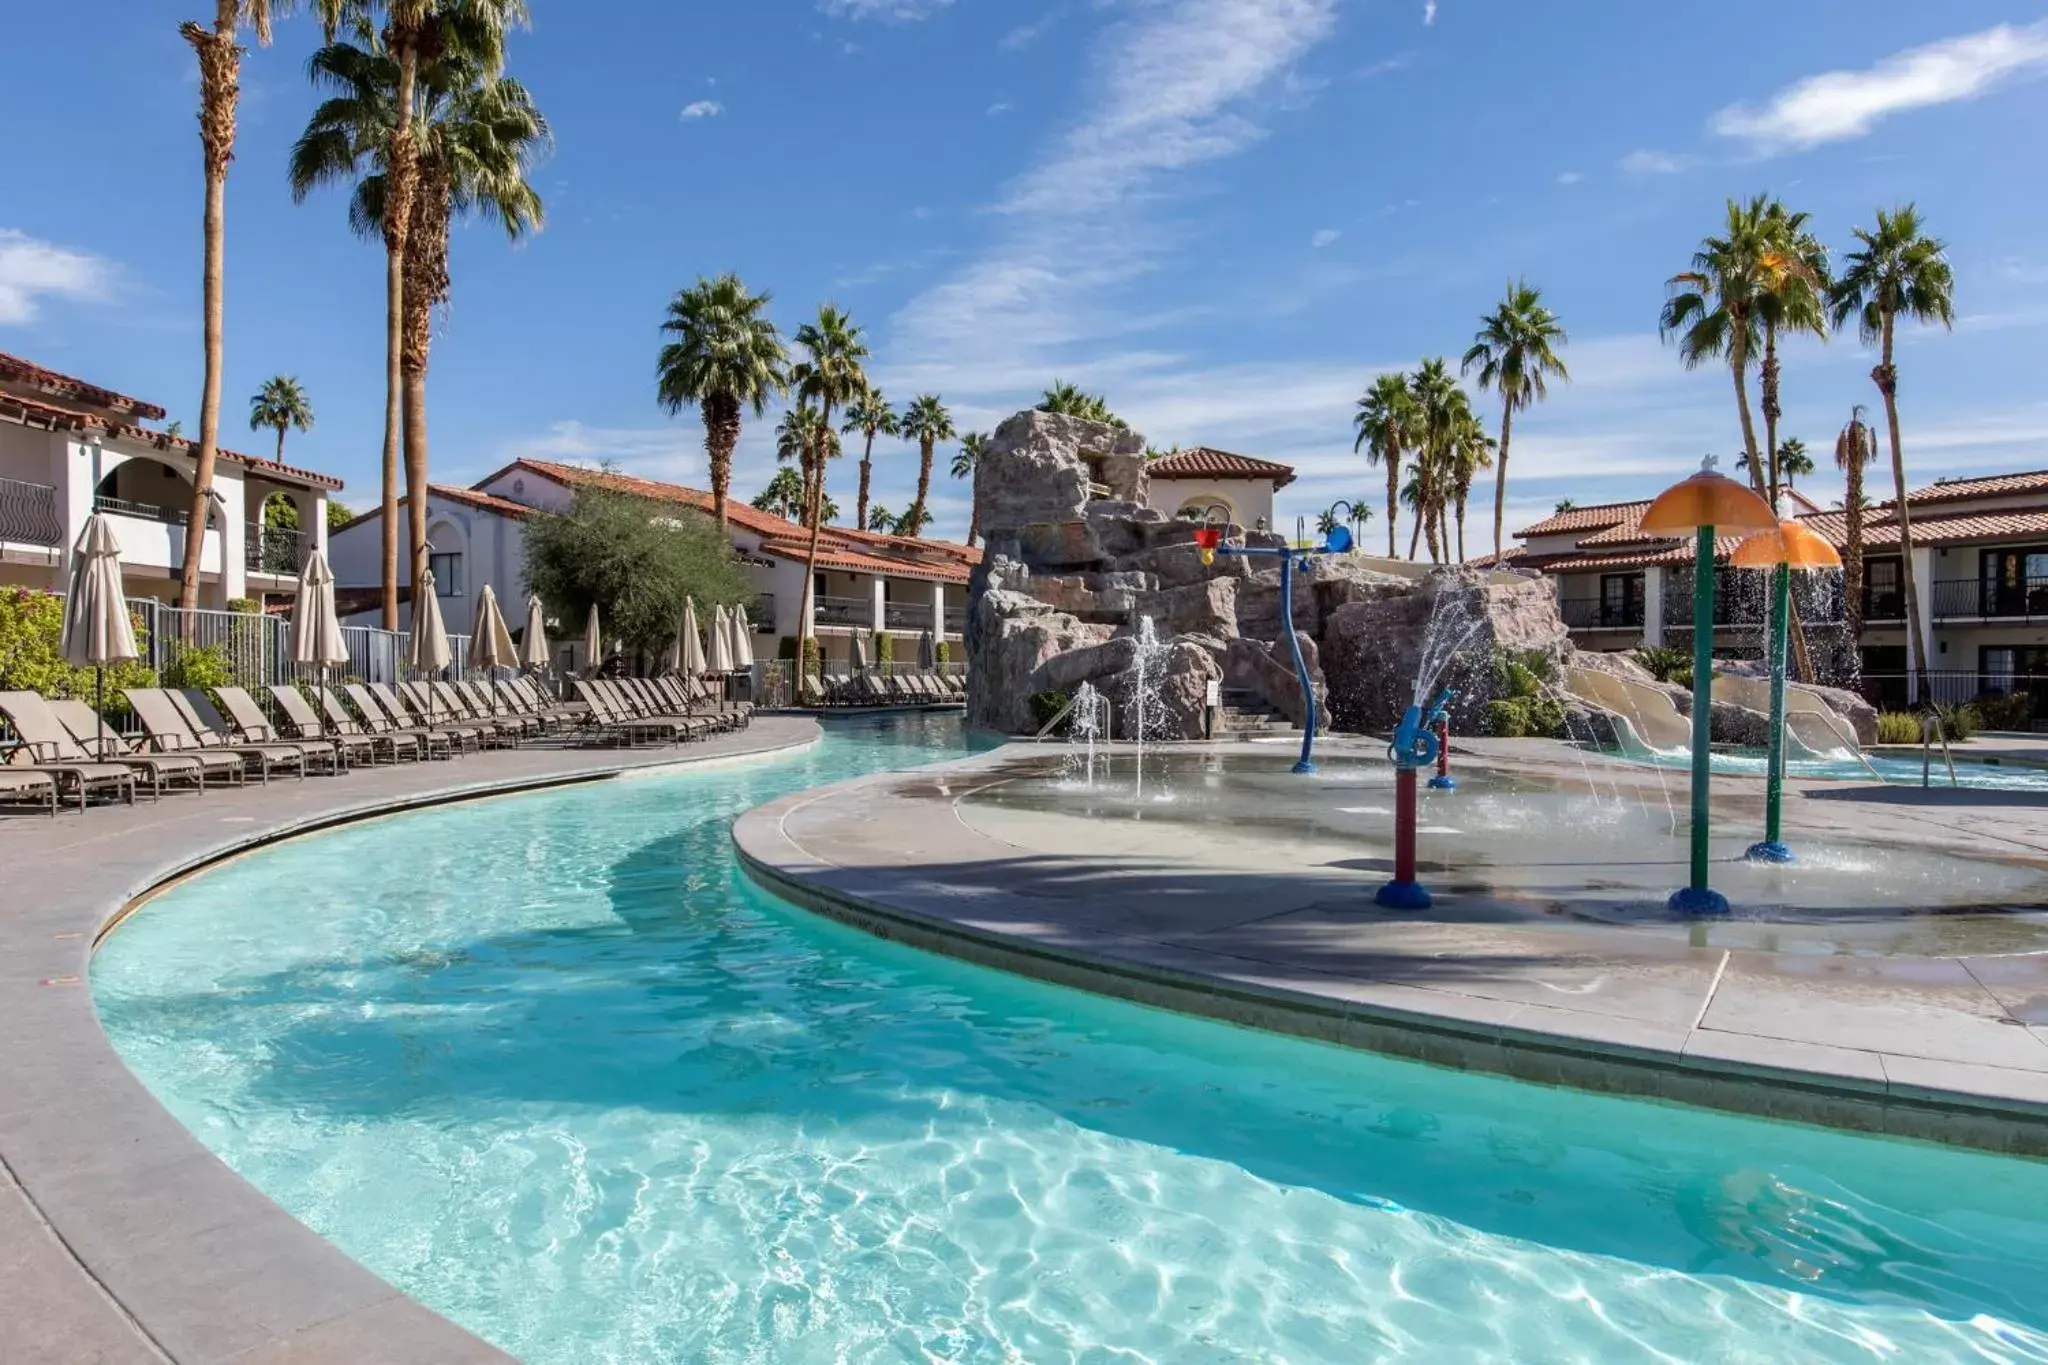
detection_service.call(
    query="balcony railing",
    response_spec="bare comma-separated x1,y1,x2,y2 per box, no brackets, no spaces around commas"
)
1664,573,1845,628
1856,670,2048,725
1931,577,2048,621
882,600,927,630
1559,596,1644,630
813,594,871,627
246,524,307,575
945,608,966,633
97,493,198,526
0,476,63,546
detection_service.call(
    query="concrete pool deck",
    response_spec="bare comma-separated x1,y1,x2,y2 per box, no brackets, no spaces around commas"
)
734,737,2048,1158
0,717,819,1365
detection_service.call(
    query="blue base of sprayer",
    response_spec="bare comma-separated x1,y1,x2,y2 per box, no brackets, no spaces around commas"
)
1292,758,1317,775
1375,879,1432,910
1744,840,1795,865
1667,886,1730,917
1427,774,1456,791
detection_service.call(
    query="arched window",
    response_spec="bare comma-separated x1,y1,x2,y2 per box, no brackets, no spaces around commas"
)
1177,496,1233,525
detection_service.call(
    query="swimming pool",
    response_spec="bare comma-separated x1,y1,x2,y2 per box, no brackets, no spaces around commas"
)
94,715,2048,1362
1627,745,2048,790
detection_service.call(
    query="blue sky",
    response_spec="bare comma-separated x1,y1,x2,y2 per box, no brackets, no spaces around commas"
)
6,1,2048,552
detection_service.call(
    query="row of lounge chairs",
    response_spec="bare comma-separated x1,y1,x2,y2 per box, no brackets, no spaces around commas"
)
810,671,965,707
0,672,749,815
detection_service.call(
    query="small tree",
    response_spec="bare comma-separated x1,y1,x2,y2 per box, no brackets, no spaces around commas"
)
327,500,355,532
522,487,753,654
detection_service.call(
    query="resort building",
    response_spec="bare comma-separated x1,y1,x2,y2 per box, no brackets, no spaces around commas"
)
1499,470,2048,717
328,458,978,673
1142,446,1295,530
0,351,342,608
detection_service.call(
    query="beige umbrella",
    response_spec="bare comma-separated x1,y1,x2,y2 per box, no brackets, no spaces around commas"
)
60,513,139,760
850,629,868,672
707,603,735,674
290,549,349,694
731,603,755,671
583,602,602,676
470,584,518,712
408,569,452,716
519,593,550,671
680,597,708,676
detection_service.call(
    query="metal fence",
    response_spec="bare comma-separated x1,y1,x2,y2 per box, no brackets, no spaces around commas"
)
0,476,63,546
1856,670,2048,726
127,600,461,688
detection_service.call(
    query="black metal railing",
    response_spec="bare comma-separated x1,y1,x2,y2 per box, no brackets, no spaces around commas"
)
1559,596,1644,629
945,608,966,633
246,524,307,574
883,600,928,630
1855,670,2048,726
0,476,62,545
1931,577,2048,621
96,493,190,526
1664,575,1846,627
813,594,870,627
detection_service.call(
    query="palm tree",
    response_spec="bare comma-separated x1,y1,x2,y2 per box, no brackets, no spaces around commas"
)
1352,371,1414,557
774,402,835,519
867,504,896,533
898,394,954,538
178,0,298,612
952,431,988,547
1834,408,1876,641
1038,380,1128,429
1553,497,1577,514
840,387,896,533
1776,437,1814,487
657,275,789,528
1661,196,1773,497
1400,471,1428,560
248,375,315,461
751,465,806,521
1407,358,1463,563
1831,205,1954,703
1446,403,1495,563
791,307,870,663
1462,279,1569,563
1755,202,1830,503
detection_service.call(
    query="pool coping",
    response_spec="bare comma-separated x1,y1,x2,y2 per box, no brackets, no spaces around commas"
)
0,718,821,1365
732,742,2048,1161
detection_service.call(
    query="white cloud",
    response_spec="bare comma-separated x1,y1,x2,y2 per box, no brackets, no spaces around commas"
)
1555,170,1583,185
1618,148,1689,175
1310,228,1341,248
1000,15,1057,51
1354,52,1413,79
679,100,724,120
0,229,110,325
1711,20,2048,152
987,101,1013,117
818,0,954,20
1422,0,1436,25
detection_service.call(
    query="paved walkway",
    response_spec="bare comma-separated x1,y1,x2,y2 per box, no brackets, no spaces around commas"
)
0,718,818,1365
734,738,2048,1158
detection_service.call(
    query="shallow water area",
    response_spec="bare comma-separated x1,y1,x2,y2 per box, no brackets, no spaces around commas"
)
92,717,2048,1362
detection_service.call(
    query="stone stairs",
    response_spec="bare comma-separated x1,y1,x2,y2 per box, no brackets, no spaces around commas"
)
1214,687,1299,739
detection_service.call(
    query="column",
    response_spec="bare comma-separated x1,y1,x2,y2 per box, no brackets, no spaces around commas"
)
308,490,330,558
214,468,248,606
1908,544,1937,700
870,575,886,633
929,579,946,647
1642,567,1664,647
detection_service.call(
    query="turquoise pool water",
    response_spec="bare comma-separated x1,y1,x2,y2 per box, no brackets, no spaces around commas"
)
1630,746,2048,789
94,715,2048,1363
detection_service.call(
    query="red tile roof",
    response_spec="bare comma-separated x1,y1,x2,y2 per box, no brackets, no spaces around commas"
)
487,458,982,584
0,378,342,490
0,351,166,421
1903,469,2048,504
334,484,536,535
1512,499,1648,538
0,391,95,432
1146,446,1297,489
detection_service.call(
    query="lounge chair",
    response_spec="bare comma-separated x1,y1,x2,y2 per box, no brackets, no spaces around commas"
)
576,680,704,744
47,697,243,792
654,678,738,731
456,681,540,737
341,685,454,760
2,689,204,797
0,768,56,817
436,682,529,743
266,686,382,768
213,687,347,772
374,684,485,751
0,692,145,808
126,688,305,783
394,683,498,749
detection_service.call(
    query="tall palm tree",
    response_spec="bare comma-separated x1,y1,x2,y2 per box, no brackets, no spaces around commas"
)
1755,202,1830,504
657,274,788,528
840,387,896,533
867,504,896,533
751,465,806,521
1038,380,1127,429
1661,196,1773,497
952,431,988,547
898,394,954,538
1776,437,1814,487
1834,408,1876,642
1831,205,1954,703
1400,471,1428,560
179,0,298,612
1352,371,1414,558
1446,403,1495,563
1462,279,1569,563
1407,358,1463,564
774,402,835,522
248,375,315,461
310,0,527,620
791,307,869,663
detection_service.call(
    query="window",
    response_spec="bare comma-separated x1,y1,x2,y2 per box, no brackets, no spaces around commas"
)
428,551,462,596
1864,557,1902,619
1599,573,1643,626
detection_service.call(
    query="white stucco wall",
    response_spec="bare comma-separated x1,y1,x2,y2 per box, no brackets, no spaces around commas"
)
1145,477,1277,531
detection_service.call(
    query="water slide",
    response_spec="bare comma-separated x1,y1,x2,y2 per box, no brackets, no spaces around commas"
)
1563,666,1691,755
1709,671,1864,760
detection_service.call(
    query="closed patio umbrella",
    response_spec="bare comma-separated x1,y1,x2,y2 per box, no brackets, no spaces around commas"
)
470,584,518,712
60,513,138,760
850,629,868,672
733,606,756,671
707,603,735,674
519,593,550,671
290,549,349,692
583,602,602,676
680,597,708,676
918,628,937,670
408,569,453,716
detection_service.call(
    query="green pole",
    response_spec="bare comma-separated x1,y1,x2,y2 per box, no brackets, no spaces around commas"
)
1670,525,1728,914
1747,561,1794,863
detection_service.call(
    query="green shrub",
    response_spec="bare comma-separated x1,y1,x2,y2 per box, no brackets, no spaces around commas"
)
875,630,896,666
1874,711,1921,744
225,596,261,615
1934,701,1979,743
1526,696,1567,737
0,588,155,710
1028,688,1072,732
160,643,233,692
1973,692,2033,731
1635,645,1691,685
1482,698,1531,738
935,639,952,667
